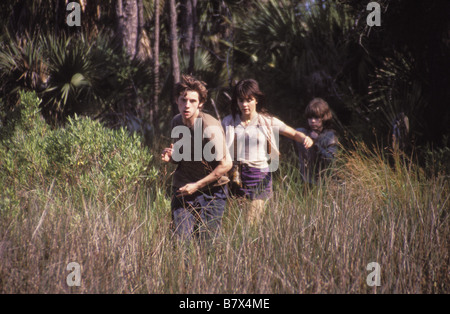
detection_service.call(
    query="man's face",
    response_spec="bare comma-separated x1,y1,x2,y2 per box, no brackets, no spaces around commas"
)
176,90,203,123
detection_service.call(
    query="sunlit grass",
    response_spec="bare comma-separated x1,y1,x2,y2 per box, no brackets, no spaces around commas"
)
0,140,448,293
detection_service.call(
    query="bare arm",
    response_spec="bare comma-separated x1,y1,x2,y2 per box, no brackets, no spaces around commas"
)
177,158,232,197
280,125,313,149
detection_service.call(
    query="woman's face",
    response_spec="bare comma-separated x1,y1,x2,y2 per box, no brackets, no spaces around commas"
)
237,96,257,119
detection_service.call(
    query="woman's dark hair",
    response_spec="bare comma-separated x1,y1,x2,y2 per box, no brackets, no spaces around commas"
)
304,98,333,128
231,79,267,117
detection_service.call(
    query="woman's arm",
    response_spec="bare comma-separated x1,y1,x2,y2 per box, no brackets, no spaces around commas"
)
281,125,313,149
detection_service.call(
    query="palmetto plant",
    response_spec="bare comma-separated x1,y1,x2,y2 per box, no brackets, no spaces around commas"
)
0,31,48,107
0,30,115,126
40,33,112,125
367,51,426,146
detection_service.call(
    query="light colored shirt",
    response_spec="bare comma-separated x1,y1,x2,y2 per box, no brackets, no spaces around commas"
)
222,113,286,169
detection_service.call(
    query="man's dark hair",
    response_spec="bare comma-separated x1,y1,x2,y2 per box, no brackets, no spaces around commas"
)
174,74,208,105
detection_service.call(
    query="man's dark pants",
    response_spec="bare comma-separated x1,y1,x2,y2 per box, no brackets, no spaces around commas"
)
171,185,228,245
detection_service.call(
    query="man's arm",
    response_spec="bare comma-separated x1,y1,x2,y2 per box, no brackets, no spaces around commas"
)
161,143,174,162
176,157,232,197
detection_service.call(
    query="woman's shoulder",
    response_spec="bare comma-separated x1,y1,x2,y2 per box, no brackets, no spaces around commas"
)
258,113,286,128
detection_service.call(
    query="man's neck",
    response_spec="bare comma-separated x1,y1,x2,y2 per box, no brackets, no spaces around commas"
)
183,111,201,128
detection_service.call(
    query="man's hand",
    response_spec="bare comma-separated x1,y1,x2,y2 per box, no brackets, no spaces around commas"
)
161,143,174,162
177,182,200,197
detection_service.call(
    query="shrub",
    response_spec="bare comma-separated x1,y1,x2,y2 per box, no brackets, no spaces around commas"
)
423,137,450,177
0,91,158,203
45,114,157,194
0,90,49,185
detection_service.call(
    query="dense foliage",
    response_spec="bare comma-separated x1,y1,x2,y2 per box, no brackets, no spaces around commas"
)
0,0,448,151
0,91,157,210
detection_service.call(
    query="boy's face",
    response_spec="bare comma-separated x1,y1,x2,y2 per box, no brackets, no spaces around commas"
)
176,90,203,124
308,116,323,133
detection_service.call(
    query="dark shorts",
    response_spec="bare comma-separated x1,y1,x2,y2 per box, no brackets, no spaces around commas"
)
171,185,228,243
233,165,272,200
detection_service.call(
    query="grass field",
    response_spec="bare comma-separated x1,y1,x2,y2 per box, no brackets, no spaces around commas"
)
0,136,448,293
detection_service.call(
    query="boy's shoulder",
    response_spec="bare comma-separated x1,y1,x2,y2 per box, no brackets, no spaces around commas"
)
222,114,235,126
296,127,308,133
296,127,312,138
321,128,338,138
318,129,338,145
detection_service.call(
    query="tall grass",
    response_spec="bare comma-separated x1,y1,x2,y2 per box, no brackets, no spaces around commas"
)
0,94,448,293
0,143,448,293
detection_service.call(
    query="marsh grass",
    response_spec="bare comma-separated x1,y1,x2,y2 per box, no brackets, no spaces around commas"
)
0,139,448,293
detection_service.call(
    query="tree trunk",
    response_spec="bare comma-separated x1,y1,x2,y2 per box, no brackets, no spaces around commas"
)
152,0,161,134
116,0,150,60
169,0,181,116
181,0,196,74
116,0,138,58
181,0,192,53
189,0,197,74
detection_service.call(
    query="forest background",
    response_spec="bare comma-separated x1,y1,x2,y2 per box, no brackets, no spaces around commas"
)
1,0,450,153
0,0,448,294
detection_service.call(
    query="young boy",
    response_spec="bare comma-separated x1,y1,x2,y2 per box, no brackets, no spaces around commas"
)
161,74,232,244
295,98,338,184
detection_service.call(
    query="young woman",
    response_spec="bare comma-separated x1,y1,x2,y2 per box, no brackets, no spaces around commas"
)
295,98,338,184
222,79,313,223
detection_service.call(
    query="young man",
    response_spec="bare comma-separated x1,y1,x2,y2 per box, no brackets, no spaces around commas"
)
161,75,232,245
